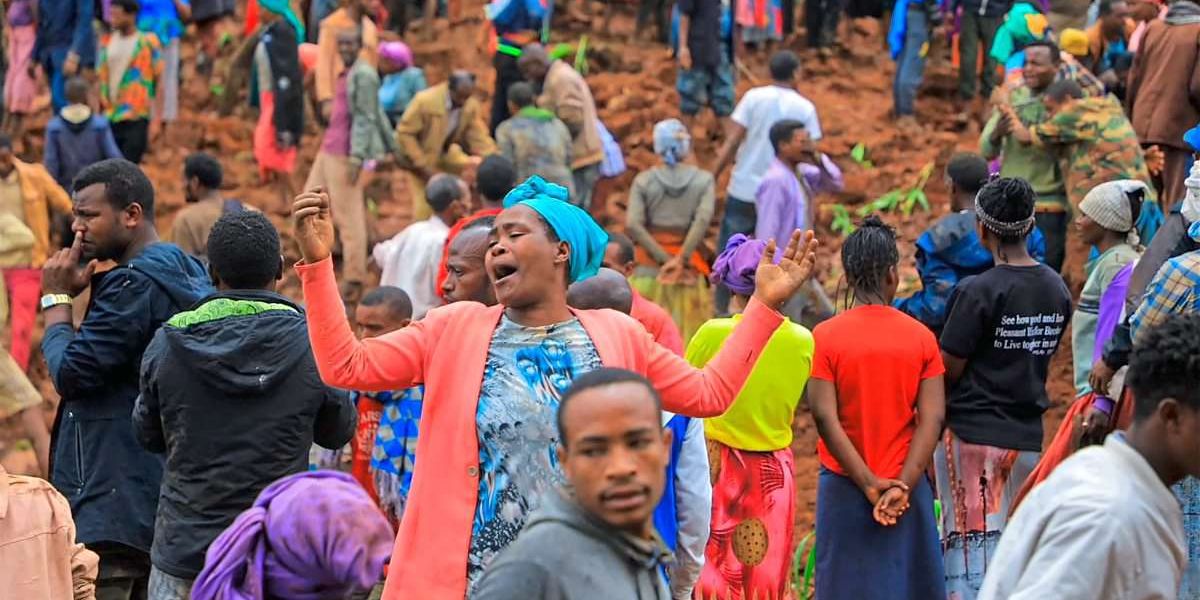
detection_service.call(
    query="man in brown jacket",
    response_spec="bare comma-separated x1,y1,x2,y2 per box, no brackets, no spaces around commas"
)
1127,0,1200,206
518,44,605,210
0,135,72,373
0,464,99,599
396,71,496,220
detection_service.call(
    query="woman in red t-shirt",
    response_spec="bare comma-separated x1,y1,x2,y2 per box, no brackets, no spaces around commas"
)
810,216,947,598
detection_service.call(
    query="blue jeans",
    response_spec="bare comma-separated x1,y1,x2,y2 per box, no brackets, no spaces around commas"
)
893,7,928,117
40,46,71,112
714,195,757,314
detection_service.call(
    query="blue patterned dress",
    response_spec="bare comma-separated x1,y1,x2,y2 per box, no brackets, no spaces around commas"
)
465,316,601,588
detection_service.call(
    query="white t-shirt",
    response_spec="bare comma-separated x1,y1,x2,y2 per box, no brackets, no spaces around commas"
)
726,85,822,202
372,215,451,319
978,433,1185,600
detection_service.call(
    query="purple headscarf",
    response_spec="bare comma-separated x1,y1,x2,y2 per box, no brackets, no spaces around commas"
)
191,471,393,600
710,234,766,296
379,41,413,69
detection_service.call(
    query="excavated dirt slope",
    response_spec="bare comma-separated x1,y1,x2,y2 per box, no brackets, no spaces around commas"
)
1,0,1079,559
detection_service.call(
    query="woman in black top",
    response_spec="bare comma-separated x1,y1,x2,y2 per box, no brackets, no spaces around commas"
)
933,177,1072,600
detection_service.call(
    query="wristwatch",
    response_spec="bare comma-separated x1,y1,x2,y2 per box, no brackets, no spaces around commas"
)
40,294,73,311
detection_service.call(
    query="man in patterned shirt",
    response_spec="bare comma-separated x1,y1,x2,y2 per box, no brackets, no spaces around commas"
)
1131,242,1200,344
99,0,163,164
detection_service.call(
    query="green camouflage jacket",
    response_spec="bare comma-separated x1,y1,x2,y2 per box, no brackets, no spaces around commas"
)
1031,93,1156,208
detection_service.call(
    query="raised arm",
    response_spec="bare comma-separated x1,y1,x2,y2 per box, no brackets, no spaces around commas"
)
647,231,817,416
293,190,430,391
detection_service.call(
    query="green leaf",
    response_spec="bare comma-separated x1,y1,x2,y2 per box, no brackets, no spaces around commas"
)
851,143,867,163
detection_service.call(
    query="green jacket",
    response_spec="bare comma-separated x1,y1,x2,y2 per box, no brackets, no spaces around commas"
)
348,59,399,165
980,84,1068,211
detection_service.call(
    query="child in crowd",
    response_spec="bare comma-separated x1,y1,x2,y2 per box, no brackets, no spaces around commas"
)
253,0,306,212
350,286,425,525
895,153,1046,335
99,0,164,164
936,177,1072,600
689,233,814,599
43,77,124,189
811,216,947,598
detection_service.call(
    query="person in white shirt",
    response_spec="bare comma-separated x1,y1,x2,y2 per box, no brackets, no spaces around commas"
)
710,49,821,312
373,174,467,318
978,313,1200,600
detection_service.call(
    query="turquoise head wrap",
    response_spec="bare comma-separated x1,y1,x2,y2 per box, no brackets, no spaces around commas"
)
503,176,608,283
260,0,306,41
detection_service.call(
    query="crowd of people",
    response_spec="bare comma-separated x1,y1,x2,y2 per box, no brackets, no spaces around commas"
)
2,0,1200,599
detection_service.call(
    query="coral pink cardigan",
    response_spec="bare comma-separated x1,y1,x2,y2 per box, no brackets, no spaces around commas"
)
297,257,784,599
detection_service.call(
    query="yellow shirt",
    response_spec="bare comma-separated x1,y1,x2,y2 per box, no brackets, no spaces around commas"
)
685,314,814,451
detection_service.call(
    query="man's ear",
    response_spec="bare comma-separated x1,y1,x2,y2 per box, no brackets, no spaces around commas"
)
276,255,285,281
124,202,145,228
208,262,221,288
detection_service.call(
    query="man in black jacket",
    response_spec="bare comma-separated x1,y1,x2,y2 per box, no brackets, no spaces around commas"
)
41,158,214,599
134,210,356,599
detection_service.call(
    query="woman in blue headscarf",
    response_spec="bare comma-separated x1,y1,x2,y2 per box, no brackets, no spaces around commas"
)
288,180,819,596
625,119,716,342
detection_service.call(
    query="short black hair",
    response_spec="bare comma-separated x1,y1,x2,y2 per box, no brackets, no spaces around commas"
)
606,231,635,264
477,155,516,203
1024,40,1062,65
184,153,223,189
976,176,1036,243
566,269,633,314
768,50,801,82
449,70,476,92
65,77,90,104
207,211,281,289
0,135,12,150
360,285,414,321
946,153,990,195
769,119,805,155
72,158,156,218
1098,0,1126,16
1045,79,1085,102
1128,315,1200,420
507,82,536,108
111,0,139,14
557,368,662,443
840,215,899,304
426,175,465,213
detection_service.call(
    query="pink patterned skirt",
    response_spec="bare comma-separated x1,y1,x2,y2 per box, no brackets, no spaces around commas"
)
694,440,795,600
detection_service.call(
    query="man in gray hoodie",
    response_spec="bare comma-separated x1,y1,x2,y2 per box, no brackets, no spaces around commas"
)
471,368,674,600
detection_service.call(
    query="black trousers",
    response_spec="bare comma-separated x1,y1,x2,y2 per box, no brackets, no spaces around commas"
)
112,119,149,164
806,0,840,48
1035,210,1068,274
490,52,524,134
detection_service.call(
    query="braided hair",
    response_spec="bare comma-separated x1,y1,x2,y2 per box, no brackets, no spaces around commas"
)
976,177,1036,242
840,215,899,307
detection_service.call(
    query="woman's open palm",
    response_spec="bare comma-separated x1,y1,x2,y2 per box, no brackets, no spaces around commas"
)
753,230,819,310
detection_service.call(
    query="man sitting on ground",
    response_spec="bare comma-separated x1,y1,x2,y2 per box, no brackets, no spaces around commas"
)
472,368,675,599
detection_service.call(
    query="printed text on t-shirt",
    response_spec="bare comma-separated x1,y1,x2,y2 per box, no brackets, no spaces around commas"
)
993,313,1066,355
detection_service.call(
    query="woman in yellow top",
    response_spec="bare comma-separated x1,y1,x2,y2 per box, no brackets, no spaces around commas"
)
686,233,814,600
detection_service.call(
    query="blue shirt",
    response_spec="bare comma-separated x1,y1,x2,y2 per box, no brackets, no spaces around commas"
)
137,0,188,43
33,0,95,65
467,316,601,587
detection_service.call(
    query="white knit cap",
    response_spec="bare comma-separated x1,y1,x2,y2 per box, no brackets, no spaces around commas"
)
1080,180,1145,246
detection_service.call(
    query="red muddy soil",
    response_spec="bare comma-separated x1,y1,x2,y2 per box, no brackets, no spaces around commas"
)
1,0,1079,561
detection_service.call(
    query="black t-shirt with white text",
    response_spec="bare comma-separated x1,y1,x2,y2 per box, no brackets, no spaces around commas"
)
678,0,724,69
940,264,1072,451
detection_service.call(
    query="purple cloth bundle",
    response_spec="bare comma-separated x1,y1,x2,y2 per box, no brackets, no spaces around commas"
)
191,470,393,600
710,233,767,296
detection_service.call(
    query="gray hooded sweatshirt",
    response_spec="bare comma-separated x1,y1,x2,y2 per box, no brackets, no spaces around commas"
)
470,490,673,600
